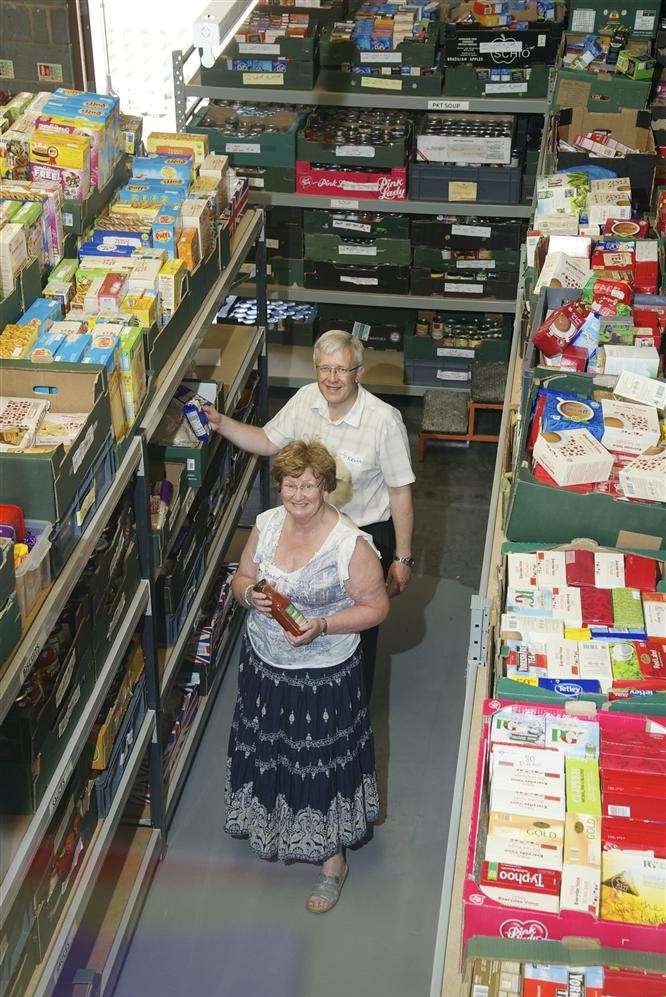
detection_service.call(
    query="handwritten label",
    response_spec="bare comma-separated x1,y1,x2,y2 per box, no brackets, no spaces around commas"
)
437,369,471,380
225,142,260,154
330,198,359,209
449,181,477,201
340,275,379,286
456,259,495,269
428,99,469,111
361,76,402,90
444,282,482,293
332,220,371,233
266,238,279,249
75,481,96,527
49,759,74,815
339,244,377,256
238,42,280,55
58,684,81,738
484,82,528,93
479,40,524,54
55,650,76,709
71,422,95,474
437,347,475,358
335,144,375,158
248,177,265,188
451,224,491,238
360,51,402,63
243,72,284,85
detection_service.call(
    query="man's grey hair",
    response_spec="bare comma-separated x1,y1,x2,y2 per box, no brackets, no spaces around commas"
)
313,329,364,368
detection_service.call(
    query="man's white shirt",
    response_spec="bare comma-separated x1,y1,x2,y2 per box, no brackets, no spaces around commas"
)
264,383,415,527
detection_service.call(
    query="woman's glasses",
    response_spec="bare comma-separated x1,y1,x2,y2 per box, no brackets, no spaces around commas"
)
281,481,320,496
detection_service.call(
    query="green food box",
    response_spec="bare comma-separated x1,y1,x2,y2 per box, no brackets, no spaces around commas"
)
236,165,295,192
611,587,645,630
568,0,658,37
304,231,412,266
412,246,520,269
0,256,41,332
445,64,549,98
0,591,21,670
565,757,601,815
304,209,409,239
318,66,443,96
188,104,305,168
319,20,438,67
297,112,411,169
0,537,16,608
0,364,113,522
225,31,317,61
200,60,316,90
610,641,642,681
268,256,305,286
552,68,651,112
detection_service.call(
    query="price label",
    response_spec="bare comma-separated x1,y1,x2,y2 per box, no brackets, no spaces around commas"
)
427,99,469,111
330,198,359,209
238,42,280,55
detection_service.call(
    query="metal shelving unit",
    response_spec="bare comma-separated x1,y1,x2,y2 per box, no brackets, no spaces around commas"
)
236,281,517,313
248,190,534,219
0,204,268,996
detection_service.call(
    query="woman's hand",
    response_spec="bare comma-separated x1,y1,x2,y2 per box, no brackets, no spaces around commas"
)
283,618,325,647
249,587,273,616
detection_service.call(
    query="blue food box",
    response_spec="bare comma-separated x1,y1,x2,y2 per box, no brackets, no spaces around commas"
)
54,333,92,362
132,155,193,185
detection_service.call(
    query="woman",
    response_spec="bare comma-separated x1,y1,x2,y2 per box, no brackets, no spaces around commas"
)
227,440,389,913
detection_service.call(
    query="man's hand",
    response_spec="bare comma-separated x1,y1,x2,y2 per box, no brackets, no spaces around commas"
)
386,559,411,597
284,618,325,647
201,402,224,434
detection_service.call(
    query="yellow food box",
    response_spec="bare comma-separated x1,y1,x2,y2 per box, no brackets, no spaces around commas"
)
601,850,665,926
157,258,186,314
146,131,209,165
0,321,40,360
30,129,90,170
120,291,158,328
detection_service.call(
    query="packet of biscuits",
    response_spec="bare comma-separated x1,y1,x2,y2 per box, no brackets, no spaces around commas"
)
581,275,633,317
532,300,590,357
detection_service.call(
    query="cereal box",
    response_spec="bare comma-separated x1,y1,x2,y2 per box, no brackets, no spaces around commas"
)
29,130,91,200
522,964,603,997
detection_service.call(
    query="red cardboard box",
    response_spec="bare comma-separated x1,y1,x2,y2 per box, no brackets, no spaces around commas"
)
295,161,407,201
564,548,596,587
580,587,613,627
624,554,658,590
602,967,666,997
602,815,666,857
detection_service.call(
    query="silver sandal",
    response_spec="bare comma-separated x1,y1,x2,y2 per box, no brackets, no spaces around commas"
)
306,863,349,914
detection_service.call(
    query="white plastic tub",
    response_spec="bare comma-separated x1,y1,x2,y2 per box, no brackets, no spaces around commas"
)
15,519,52,624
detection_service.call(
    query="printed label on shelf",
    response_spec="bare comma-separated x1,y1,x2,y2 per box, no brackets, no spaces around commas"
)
335,144,375,158
238,42,281,55
427,99,469,111
332,219,371,233
360,51,402,63
451,224,491,238
634,9,656,30
340,275,379,285
339,244,377,256
449,181,478,201
330,198,359,209
456,259,495,269
225,142,260,154
243,72,284,85
444,281,482,292
361,76,402,89
437,347,475,357
484,82,528,93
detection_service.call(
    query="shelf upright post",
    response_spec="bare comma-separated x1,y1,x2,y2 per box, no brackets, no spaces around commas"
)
133,434,167,851
255,209,271,511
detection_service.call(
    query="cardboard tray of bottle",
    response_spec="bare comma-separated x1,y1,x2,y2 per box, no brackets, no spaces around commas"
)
304,209,409,239
319,21,439,68
404,318,512,361
550,107,656,212
567,0,658,37
318,301,415,349
235,165,296,192
297,127,411,170
200,58,317,90
505,369,666,548
410,267,517,299
413,245,520,269
444,64,549,98
318,65,443,96
304,259,410,293
188,105,306,168
295,161,408,200
409,160,523,205
439,20,564,65
255,0,346,27
304,231,412,265
411,217,524,252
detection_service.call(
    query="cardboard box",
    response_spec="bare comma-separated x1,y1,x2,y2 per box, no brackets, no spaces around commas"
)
566,757,601,815
601,398,661,455
619,447,666,503
561,812,601,916
567,0,658,36
480,861,561,913
533,429,614,487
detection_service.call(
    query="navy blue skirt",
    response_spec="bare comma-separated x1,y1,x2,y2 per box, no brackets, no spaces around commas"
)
225,632,379,862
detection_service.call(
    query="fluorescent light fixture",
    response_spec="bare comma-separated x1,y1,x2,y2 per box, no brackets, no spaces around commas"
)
194,1,260,68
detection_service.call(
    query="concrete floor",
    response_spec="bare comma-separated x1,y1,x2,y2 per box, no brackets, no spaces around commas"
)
113,391,496,997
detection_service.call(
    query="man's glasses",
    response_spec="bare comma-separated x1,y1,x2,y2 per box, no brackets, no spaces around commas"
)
281,481,321,495
316,364,361,377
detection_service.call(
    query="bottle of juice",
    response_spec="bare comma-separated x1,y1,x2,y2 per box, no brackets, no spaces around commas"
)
253,579,308,636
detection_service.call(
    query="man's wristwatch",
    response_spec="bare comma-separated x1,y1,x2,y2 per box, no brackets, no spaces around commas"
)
394,554,415,568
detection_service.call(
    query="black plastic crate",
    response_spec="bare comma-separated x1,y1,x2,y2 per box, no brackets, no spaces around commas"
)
304,260,410,293
409,161,523,205
410,267,517,300
411,217,524,251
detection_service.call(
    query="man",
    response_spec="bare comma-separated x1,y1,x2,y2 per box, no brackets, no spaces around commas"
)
203,329,415,697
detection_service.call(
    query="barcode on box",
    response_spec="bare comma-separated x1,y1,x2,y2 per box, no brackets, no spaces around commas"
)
608,804,631,817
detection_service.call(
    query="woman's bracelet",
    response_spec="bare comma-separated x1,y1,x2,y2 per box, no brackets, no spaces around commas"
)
242,583,254,609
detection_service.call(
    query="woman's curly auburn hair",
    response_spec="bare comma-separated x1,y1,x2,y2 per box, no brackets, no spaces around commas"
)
271,440,337,494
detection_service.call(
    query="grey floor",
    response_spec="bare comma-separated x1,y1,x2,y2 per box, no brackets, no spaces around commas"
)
114,396,496,997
